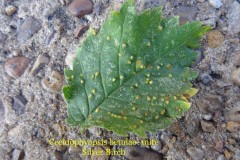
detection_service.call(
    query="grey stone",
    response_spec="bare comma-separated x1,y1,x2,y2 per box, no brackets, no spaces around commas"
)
170,0,182,6
203,114,212,121
94,2,103,15
205,94,223,112
17,17,42,43
231,68,240,86
12,149,25,160
32,127,45,139
151,141,162,151
152,0,167,7
200,73,213,85
226,121,240,132
124,146,163,160
201,120,215,133
0,31,8,44
174,6,198,25
30,55,49,76
228,106,240,123
53,150,63,160
5,5,17,16
4,56,30,79
214,140,224,152
55,145,67,152
217,154,226,160
12,95,28,116
0,99,5,122
88,127,102,137
186,119,200,137
75,25,89,38
209,0,222,8
227,1,240,35
68,146,82,154
196,99,209,113
196,94,223,114
41,71,63,93
68,0,93,17
187,147,204,160
234,53,240,66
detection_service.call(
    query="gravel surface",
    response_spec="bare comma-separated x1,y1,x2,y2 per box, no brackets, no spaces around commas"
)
0,0,240,159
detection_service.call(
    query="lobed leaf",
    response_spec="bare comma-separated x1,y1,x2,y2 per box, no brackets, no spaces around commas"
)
63,0,210,137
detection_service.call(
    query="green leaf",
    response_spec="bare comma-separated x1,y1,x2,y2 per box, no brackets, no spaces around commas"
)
63,0,210,137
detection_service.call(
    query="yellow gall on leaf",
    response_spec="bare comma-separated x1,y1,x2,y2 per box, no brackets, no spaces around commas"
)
158,25,163,31
95,108,99,113
80,79,84,84
160,109,166,115
95,71,100,77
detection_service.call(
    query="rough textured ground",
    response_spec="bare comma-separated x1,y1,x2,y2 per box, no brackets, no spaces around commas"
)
0,0,240,160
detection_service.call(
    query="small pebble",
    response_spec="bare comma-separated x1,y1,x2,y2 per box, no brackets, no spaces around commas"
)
196,99,209,113
217,154,225,160
226,121,240,132
85,14,94,22
32,127,45,139
0,31,8,44
227,1,240,34
201,120,215,133
88,127,102,137
186,119,200,137
206,95,223,112
55,145,67,152
169,122,182,136
214,140,224,152
12,95,28,116
4,56,30,78
224,150,232,159
207,30,224,48
187,147,204,160
0,99,5,122
68,146,82,154
124,146,163,160
151,140,162,151
30,55,49,76
200,73,213,85
234,54,240,66
75,25,89,38
68,0,93,17
53,150,63,160
94,2,103,15
41,71,63,93
173,6,198,25
5,5,17,16
17,17,42,43
231,68,240,86
209,0,222,8
12,149,25,160
228,106,240,123
59,0,66,5
203,114,212,121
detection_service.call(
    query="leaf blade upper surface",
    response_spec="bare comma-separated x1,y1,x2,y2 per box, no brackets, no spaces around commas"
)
63,0,210,137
